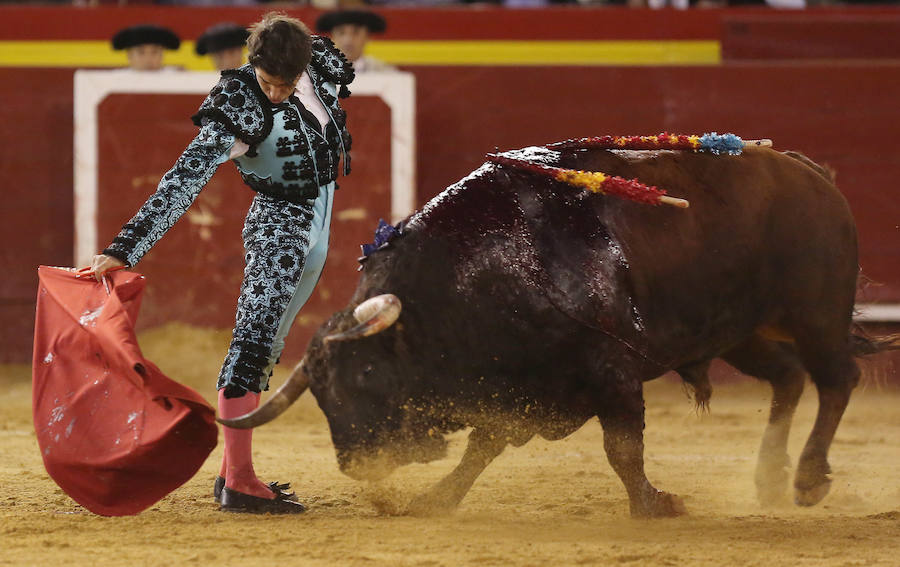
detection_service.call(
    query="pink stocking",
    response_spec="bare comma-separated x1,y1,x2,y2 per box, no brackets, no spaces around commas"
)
218,390,274,499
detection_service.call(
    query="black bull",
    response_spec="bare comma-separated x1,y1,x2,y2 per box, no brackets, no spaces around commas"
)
222,144,897,517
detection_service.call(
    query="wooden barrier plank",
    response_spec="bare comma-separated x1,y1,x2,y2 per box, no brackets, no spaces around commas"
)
0,68,74,362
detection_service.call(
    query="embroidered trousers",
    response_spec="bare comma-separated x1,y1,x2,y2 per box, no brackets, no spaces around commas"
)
216,182,334,397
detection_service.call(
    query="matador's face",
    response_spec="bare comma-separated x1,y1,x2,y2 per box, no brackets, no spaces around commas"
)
254,67,300,105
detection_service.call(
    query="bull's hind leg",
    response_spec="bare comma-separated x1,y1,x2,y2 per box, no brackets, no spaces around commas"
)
598,378,686,518
791,332,860,506
721,337,806,506
406,427,507,516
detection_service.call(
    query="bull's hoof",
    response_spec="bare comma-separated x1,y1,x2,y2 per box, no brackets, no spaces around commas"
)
406,491,460,517
794,478,832,507
631,491,687,518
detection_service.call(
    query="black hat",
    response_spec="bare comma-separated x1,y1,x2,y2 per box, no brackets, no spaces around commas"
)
112,24,181,51
315,10,387,34
195,23,250,56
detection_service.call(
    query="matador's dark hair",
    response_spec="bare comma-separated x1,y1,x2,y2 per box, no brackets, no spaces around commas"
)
247,12,312,83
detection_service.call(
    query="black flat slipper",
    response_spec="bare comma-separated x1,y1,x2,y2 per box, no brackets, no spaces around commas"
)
214,476,296,503
213,476,226,502
219,487,306,514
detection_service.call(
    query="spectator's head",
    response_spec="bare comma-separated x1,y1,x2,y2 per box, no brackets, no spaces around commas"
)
196,22,250,71
315,10,387,63
247,12,313,104
112,24,181,71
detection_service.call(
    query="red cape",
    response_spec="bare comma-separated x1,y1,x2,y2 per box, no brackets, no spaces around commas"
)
32,266,218,516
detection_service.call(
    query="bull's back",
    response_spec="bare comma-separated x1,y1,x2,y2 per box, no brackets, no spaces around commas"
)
572,147,858,361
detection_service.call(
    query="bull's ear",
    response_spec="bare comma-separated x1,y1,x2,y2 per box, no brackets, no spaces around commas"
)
324,294,401,343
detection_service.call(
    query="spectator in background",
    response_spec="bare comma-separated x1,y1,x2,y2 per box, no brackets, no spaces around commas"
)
195,22,250,71
316,9,395,73
112,24,181,71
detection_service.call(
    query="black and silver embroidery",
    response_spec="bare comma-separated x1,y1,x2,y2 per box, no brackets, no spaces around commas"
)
216,195,315,396
310,35,355,92
191,65,273,145
232,88,342,202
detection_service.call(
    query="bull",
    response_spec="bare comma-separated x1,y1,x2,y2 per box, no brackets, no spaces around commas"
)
222,142,897,517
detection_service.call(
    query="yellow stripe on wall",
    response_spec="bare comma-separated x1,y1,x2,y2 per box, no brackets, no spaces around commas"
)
367,40,720,65
0,41,219,70
0,39,719,68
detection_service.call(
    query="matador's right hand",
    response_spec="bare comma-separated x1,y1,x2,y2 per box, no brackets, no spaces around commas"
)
81,254,126,282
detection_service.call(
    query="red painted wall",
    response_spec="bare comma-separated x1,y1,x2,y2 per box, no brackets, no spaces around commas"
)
0,69,75,363
722,15,900,60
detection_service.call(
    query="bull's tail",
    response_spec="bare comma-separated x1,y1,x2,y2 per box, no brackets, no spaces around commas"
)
850,327,900,357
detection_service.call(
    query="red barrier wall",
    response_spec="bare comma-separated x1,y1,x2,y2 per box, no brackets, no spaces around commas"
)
722,15,900,60
0,69,75,362
2,6,900,363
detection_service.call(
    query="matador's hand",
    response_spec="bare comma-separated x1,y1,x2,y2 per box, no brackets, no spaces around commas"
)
81,254,126,282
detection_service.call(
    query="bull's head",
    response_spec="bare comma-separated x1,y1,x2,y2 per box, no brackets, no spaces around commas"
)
309,332,449,481
217,292,447,480
217,294,401,430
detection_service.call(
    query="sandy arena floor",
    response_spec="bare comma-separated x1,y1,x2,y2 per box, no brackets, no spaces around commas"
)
1,324,898,566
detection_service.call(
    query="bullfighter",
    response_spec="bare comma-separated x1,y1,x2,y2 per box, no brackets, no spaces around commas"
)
87,12,354,514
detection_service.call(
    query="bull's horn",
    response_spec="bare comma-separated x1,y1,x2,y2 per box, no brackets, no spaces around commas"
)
216,357,310,429
324,294,402,343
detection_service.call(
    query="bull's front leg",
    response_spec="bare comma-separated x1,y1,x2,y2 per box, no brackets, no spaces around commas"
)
598,379,686,518
406,427,506,516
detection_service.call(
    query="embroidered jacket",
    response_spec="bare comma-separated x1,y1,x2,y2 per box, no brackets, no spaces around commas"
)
104,36,353,267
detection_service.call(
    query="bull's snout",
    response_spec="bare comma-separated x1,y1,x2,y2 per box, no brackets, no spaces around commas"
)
336,435,449,481
337,450,398,482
